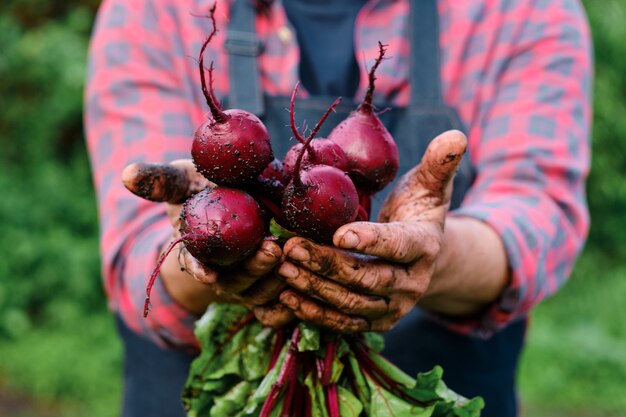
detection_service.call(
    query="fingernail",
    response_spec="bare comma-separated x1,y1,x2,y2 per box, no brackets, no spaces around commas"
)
339,230,360,249
280,292,299,309
278,262,299,279
288,245,310,262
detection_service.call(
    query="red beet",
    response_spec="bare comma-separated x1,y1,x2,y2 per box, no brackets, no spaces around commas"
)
327,42,399,192
252,158,288,222
143,187,265,317
180,187,265,266
191,7,273,187
257,158,287,201
282,88,359,243
283,165,359,243
282,139,350,182
259,158,287,185
283,82,351,181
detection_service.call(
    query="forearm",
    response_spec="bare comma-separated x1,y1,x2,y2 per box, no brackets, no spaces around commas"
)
418,216,510,316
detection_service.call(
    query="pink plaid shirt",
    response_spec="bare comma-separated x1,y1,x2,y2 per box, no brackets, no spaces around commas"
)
85,0,592,349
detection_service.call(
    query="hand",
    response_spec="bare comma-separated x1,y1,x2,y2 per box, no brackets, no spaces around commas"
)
122,160,294,327
276,130,467,332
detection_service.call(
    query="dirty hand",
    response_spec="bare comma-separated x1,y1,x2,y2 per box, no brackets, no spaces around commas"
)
122,159,293,326
277,130,467,332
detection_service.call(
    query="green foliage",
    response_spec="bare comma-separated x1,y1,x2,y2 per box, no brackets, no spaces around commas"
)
583,0,626,254
519,249,626,416
0,1,625,416
0,4,120,416
0,6,102,339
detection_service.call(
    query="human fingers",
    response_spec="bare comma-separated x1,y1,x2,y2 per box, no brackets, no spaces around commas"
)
378,130,467,224
282,237,400,293
122,159,213,204
218,239,282,294
179,246,219,284
332,221,441,263
253,303,295,328
241,274,287,305
277,260,390,317
241,239,283,277
279,290,369,333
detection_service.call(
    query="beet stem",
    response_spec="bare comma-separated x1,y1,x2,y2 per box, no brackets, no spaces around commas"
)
259,327,301,417
352,342,430,407
326,384,340,417
144,235,192,317
268,328,286,371
292,96,342,188
289,81,307,146
198,4,229,124
322,338,337,385
307,96,342,143
359,41,387,114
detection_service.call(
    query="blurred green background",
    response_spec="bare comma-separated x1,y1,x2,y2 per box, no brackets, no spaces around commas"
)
0,1,624,416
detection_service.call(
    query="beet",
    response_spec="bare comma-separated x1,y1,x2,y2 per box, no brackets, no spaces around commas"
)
251,158,288,223
327,42,399,192
143,187,265,317
281,87,359,242
282,82,351,181
282,139,350,182
282,165,359,243
180,187,265,266
191,7,273,187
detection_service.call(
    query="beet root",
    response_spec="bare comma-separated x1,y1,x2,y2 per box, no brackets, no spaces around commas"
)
190,6,274,186
180,187,266,266
327,112,398,192
191,111,274,187
282,165,359,243
327,42,399,192
282,139,351,183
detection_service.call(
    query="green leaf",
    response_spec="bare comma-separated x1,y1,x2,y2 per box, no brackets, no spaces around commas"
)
242,343,288,415
210,380,255,417
365,372,436,417
362,332,385,352
338,385,364,417
269,218,297,241
347,353,371,414
303,372,330,417
451,397,485,417
298,322,321,352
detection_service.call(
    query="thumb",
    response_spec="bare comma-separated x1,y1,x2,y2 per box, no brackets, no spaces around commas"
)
122,160,213,204
377,130,467,224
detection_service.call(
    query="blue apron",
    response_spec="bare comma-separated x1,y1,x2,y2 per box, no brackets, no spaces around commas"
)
117,1,526,416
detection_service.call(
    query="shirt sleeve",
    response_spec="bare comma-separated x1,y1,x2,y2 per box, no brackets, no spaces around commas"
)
85,0,201,349
449,1,593,337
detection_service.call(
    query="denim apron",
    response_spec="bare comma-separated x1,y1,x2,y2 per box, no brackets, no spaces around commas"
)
118,1,526,416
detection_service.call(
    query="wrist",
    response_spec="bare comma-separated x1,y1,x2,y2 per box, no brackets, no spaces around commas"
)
418,216,510,316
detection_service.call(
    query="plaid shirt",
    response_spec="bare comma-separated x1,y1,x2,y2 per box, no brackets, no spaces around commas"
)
85,0,592,348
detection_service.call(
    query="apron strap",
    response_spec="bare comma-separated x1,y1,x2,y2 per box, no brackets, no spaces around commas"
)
225,0,265,115
225,0,445,109
409,0,443,106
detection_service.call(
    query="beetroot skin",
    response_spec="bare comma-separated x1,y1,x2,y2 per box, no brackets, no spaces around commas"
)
327,42,399,192
326,113,398,192
181,187,265,266
282,139,351,182
282,165,359,243
191,111,273,186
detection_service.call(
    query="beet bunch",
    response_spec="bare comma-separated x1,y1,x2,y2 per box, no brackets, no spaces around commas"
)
140,10,398,314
